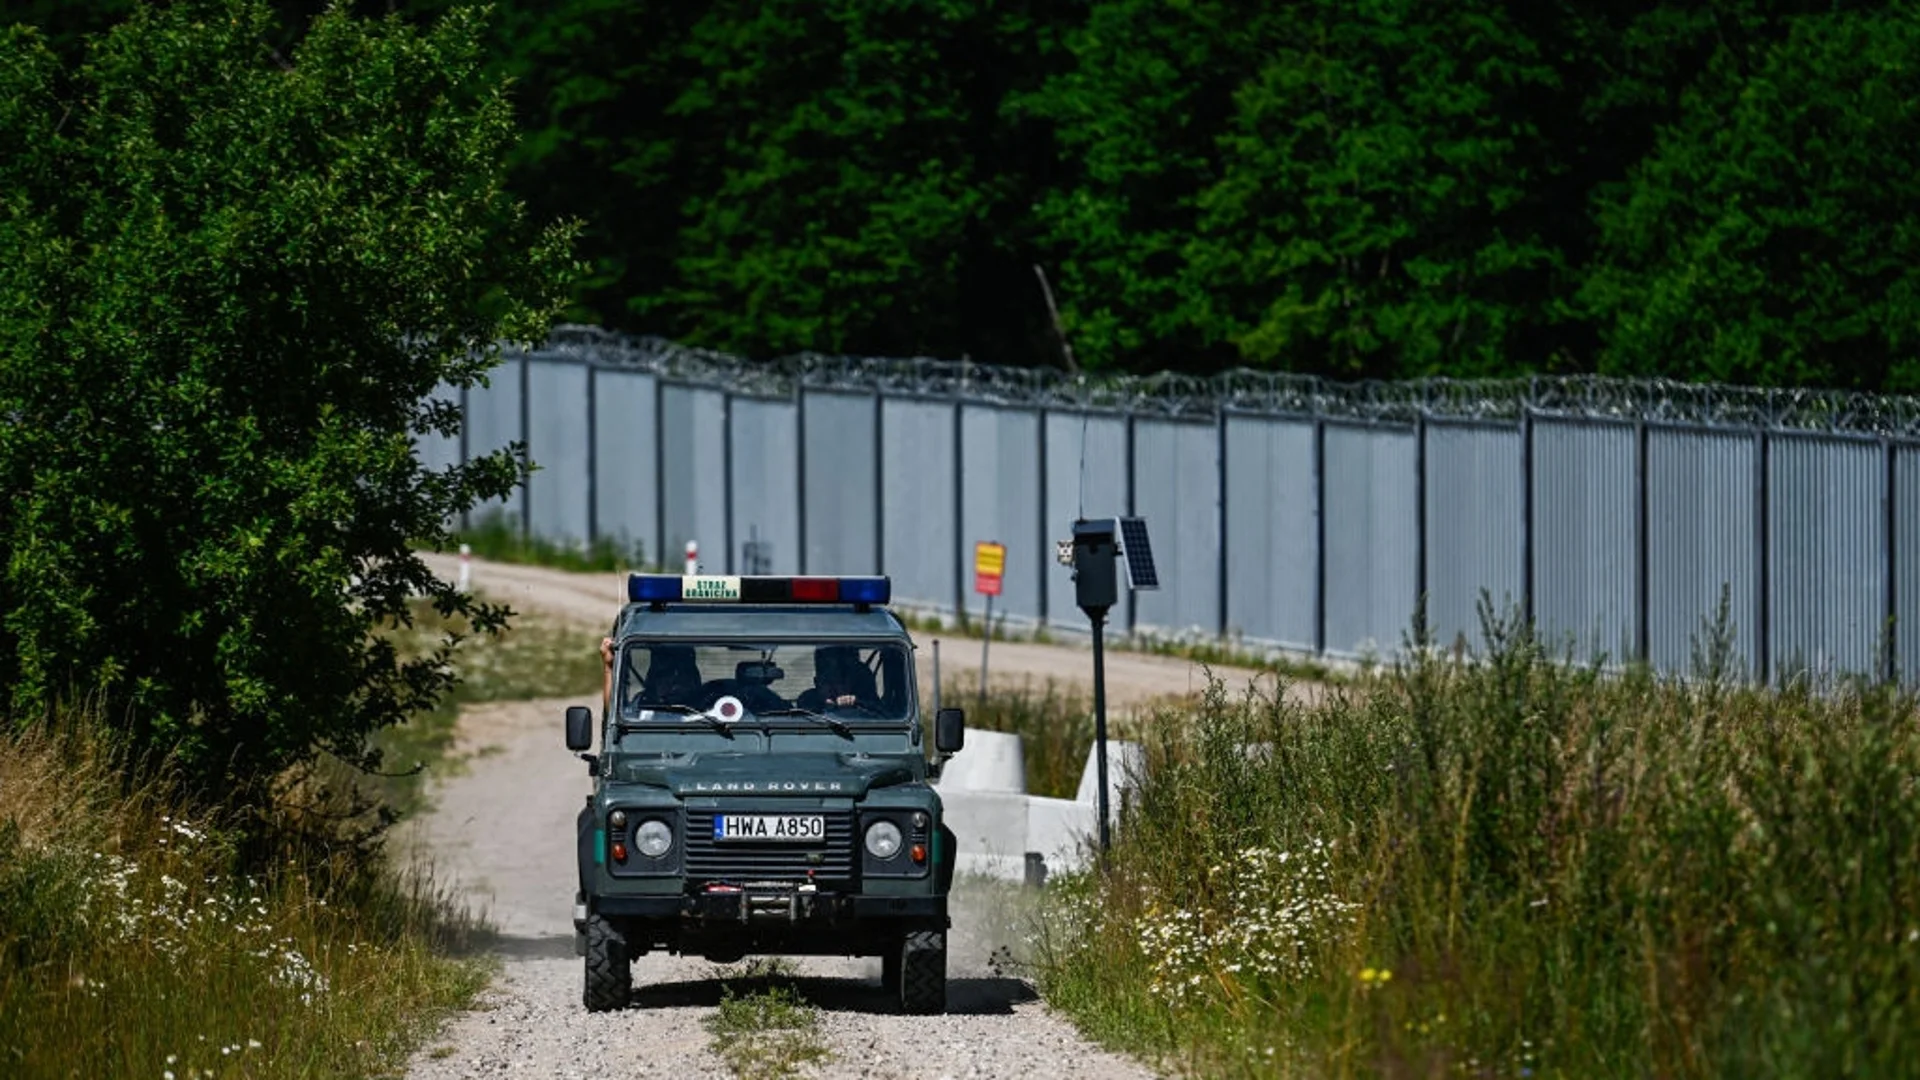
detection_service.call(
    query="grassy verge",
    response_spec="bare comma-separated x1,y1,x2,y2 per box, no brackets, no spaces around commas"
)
0,600,604,1078
1032,606,1920,1077
0,721,489,1079
934,675,1098,799
703,959,831,1079
448,509,653,574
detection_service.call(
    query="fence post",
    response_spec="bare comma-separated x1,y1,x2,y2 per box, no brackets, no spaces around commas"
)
1217,407,1230,637
653,372,666,573
1886,439,1899,685
1756,430,1771,685
722,391,735,575
1414,412,1428,624
795,385,808,575
518,350,532,541
458,381,471,532
1037,407,1049,626
1313,418,1327,658
1124,413,1138,635
1635,418,1650,666
873,392,885,577
586,365,599,544
952,398,965,618
1520,407,1534,630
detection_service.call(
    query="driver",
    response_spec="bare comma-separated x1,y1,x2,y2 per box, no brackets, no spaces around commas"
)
796,646,879,713
627,644,703,712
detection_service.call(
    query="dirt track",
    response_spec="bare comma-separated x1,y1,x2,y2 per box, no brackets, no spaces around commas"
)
400,555,1168,1079
417,551,1298,711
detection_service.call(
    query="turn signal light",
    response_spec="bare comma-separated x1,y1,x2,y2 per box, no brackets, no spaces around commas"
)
611,842,628,863
910,843,926,864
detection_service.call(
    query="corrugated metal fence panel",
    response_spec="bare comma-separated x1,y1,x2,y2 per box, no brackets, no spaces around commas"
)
464,355,524,528
524,359,591,544
1044,412,1128,627
1647,428,1759,679
1222,415,1317,649
729,397,800,574
882,399,957,608
1322,424,1417,658
659,385,727,572
1898,445,1920,685
1425,422,1524,654
801,391,879,574
1768,436,1884,681
960,405,1043,622
1531,420,1636,664
1131,419,1221,634
591,369,657,560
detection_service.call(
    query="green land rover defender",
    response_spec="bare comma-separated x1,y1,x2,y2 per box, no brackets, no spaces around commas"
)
564,573,964,1014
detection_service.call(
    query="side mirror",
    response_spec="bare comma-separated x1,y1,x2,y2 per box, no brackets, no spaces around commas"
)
564,705,594,752
934,707,965,755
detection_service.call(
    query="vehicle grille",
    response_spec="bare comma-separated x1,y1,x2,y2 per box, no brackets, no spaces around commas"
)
683,811,856,883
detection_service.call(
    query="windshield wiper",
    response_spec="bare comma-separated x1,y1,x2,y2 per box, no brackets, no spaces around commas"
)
619,703,733,737
757,707,855,739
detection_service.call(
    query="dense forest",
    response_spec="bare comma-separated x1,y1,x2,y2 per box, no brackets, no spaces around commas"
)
14,0,1920,388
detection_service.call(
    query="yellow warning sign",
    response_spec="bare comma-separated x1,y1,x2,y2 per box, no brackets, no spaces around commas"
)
974,541,1006,596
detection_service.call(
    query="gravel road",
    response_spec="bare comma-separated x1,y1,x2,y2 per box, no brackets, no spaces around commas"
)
417,551,1303,711
399,695,1162,1079
400,556,1169,1079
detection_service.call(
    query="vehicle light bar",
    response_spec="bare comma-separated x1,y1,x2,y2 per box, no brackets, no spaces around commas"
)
627,574,891,606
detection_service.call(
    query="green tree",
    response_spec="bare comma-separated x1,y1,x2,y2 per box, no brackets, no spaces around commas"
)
0,1,574,795
1013,0,1268,373
638,0,1025,359
1583,4,1920,390
1181,0,1567,379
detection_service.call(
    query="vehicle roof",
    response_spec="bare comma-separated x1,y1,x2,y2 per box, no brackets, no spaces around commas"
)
612,603,911,641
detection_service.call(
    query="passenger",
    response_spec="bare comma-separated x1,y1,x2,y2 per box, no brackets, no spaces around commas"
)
797,646,879,712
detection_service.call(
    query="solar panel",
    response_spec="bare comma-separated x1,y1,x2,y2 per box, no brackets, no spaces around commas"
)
1117,517,1159,590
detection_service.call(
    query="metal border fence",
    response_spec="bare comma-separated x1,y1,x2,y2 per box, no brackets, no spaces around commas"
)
421,326,1920,683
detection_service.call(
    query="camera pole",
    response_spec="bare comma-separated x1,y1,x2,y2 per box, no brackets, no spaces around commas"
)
1067,519,1120,863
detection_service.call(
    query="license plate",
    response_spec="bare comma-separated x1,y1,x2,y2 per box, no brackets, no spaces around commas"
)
712,814,825,842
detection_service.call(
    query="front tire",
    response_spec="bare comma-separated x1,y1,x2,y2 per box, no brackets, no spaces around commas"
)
897,930,946,1014
881,940,902,996
583,912,631,1012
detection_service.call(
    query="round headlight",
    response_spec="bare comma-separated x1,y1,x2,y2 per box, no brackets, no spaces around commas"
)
609,809,628,829
865,820,903,859
635,818,673,858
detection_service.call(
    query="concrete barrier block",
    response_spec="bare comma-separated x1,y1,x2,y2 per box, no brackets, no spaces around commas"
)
1075,740,1145,811
954,852,1029,883
936,729,1026,793
938,788,1031,864
1026,795,1096,873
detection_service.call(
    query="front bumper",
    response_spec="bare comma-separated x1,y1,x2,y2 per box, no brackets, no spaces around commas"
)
595,889,945,922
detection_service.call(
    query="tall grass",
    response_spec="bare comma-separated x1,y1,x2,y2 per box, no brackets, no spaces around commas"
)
450,508,652,573
1035,603,1920,1078
938,675,1098,798
0,600,603,1077
0,720,488,1079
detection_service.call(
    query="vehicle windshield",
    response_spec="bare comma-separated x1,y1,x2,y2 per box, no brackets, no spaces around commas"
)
618,641,913,722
